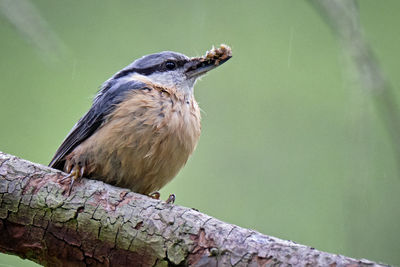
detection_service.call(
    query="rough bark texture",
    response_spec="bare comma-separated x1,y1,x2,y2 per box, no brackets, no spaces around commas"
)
0,151,387,266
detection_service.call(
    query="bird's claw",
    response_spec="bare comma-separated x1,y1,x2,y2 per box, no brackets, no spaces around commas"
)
149,192,175,204
60,165,85,195
149,191,160,200
166,194,175,204
60,172,73,182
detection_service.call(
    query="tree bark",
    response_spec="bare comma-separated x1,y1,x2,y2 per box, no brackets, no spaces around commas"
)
0,151,387,266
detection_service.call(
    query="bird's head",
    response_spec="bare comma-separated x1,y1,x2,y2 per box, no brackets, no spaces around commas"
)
113,44,232,97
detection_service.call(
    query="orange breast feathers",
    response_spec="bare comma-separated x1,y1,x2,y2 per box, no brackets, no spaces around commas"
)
65,84,201,194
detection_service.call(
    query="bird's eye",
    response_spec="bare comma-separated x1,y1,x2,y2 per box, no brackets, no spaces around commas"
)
165,61,176,70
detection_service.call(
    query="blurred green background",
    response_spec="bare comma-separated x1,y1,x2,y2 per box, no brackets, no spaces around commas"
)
1,0,399,266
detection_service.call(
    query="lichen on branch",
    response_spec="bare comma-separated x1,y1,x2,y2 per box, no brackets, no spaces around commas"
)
0,152,386,266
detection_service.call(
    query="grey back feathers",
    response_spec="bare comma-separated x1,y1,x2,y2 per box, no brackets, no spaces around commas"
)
130,51,189,70
114,52,190,78
49,79,148,169
49,51,192,169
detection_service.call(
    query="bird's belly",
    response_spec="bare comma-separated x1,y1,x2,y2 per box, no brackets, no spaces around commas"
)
95,129,194,194
69,90,201,194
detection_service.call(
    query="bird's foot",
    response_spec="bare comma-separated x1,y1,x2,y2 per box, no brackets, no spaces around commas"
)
149,191,160,200
166,194,175,204
60,164,85,195
148,192,175,204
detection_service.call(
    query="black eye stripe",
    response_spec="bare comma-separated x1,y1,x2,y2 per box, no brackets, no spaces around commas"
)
114,59,188,78
175,59,186,67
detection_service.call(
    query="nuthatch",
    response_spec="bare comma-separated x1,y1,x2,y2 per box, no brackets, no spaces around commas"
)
49,44,232,197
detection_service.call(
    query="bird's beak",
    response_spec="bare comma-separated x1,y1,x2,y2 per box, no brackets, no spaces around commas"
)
185,44,232,79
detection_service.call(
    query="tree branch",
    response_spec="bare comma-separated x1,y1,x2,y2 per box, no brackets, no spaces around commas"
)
0,151,387,266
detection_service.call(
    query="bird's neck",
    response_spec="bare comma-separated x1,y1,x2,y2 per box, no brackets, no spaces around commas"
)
129,74,195,102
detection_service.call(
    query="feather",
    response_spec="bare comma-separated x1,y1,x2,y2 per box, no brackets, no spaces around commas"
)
49,78,148,170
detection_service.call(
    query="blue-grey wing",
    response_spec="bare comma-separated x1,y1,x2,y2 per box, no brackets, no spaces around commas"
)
49,78,148,170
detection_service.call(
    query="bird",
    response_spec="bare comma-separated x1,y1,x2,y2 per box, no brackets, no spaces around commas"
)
49,44,232,198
